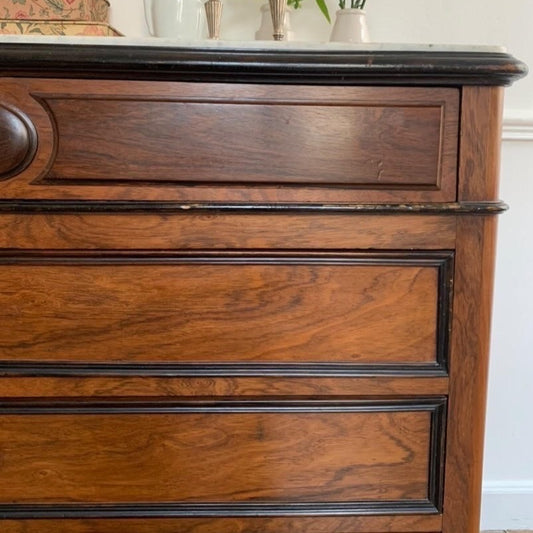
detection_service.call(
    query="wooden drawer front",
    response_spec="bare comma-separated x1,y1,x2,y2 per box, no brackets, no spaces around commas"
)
0,399,445,515
46,95,446,187
0,80,459,202
0,252,451,373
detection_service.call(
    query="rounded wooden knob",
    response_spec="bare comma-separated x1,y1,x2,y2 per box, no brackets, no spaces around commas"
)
0,105,37,181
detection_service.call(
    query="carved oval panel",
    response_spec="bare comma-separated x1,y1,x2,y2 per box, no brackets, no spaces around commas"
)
0,104,37,181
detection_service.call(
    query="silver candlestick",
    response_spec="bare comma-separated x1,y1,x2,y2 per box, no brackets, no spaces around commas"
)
204,0,223,40
269,0,287,41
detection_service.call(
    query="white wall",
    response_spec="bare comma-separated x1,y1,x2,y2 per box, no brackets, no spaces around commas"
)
482,140,533,530
110,1,533,529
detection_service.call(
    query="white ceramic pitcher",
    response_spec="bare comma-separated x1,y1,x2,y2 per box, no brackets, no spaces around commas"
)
329,8,370,43
144,0,205,39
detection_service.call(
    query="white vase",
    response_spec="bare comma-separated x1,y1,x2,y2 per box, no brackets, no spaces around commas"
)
144,0,205,40
255,3,293,41
329,8,370,43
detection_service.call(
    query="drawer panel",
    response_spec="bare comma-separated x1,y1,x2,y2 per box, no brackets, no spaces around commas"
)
0,80,459,203
0,252,452,371
45,98,443,186
0,399,445,509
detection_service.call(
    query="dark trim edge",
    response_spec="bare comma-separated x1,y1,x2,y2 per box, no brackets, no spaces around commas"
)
437,253,454,375
0,501,438,519
429,398,448,512
0,45,527,87
0,397,448,413
0,200,509,215
0,362,448,378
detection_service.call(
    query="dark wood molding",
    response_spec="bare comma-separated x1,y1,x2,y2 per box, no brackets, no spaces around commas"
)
0,501,438,520
437,252,454,375
0,398,446,519
0,361,448,378
0,200,509,215
0,397,447,413
0,249,454,264
429,396,448,512
0,45,527,86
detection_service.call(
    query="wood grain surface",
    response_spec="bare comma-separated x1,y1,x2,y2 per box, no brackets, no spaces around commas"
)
441,86,505,533
44,98,445,188
0,213,457,251
0,517,443,533
0,61,511,533
0,376,449,397
0,406,432,504
443,217,498,533
0,257,440,365
459,87,504,202
0,79,459,203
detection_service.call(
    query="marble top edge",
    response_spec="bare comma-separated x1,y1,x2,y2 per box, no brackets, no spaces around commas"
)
0,35,507,53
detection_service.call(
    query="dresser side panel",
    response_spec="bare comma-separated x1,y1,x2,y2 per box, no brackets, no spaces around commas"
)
444,216,498,533
459,86,504,202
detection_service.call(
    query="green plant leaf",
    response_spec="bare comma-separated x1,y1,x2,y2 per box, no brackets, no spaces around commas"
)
315,0,330,22
287,0,330,21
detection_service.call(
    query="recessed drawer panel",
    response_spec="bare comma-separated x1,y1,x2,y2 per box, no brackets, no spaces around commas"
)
0,398,445,514
46,99,443,186
0,252,452,373
0,80,459,203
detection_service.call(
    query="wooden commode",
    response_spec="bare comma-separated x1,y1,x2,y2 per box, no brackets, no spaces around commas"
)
0,42,527,533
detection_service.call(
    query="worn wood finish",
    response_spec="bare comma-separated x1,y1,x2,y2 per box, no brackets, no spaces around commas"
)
0,199,510,214
0,401,436,505
0,376,449,397
0,517,443,533
0,80,459,203
0,42,527,85
0,254,443,366
0,213,457,250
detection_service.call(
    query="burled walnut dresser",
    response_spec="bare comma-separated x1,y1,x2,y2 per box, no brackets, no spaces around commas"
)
0,42,526,533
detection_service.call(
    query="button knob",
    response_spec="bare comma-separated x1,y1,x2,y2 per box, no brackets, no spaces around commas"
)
0,105,37,181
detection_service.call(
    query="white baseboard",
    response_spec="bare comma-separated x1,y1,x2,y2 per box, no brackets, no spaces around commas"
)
481,481,533,530
503,113,533,141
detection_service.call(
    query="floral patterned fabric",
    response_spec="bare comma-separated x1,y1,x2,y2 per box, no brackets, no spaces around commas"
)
0,19,120,34
0,0,110,22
